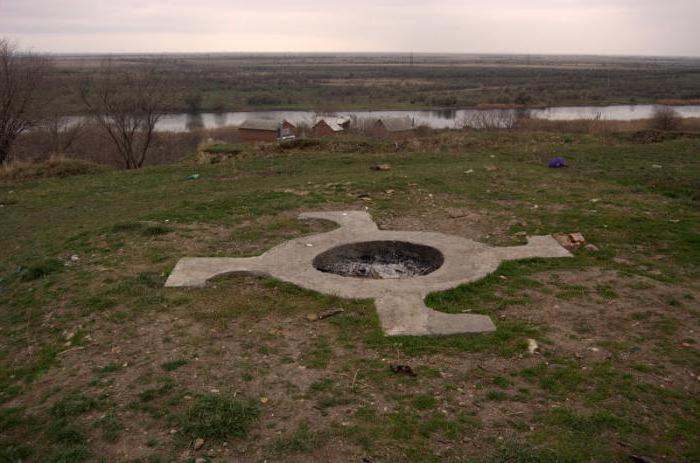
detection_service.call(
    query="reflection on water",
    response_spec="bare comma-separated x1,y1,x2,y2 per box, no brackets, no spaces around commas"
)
80,104,700,133
185,113,204,131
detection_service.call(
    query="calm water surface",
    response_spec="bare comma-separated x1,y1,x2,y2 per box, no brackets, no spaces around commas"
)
141,105,700,132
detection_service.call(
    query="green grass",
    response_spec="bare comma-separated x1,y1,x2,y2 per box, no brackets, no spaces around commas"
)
179,394,260,442
160,359,188,371
51,394,100,418
0,130,698,461
270,422,320,455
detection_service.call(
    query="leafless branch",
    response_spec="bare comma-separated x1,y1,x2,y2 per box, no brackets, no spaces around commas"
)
80,59,172,169
0,38,51,164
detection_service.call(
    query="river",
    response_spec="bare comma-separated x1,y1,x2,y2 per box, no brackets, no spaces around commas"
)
87,104,700,132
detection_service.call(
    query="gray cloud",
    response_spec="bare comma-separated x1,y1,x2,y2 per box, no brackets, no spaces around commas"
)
1,0,698,55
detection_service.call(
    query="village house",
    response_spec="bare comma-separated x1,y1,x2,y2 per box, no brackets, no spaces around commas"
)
311,118,348,137
238,119,296,142
369,117,415,138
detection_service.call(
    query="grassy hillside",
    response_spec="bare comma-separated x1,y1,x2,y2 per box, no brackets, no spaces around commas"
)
1,131,698,462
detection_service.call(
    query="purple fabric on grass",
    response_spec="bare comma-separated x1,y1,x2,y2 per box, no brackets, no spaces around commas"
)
549,157,567,168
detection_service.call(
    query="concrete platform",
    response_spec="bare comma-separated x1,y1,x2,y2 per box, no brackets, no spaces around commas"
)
165,211,572,336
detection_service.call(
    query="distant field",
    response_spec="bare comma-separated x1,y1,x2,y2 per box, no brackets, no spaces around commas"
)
46,53,700,113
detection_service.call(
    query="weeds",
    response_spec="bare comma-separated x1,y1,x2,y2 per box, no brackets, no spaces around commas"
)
179,394,260,442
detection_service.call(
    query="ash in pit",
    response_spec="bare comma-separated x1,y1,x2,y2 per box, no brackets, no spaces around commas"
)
313,241,444,279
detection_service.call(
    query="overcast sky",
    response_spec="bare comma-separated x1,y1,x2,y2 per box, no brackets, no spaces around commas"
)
1,0,699,56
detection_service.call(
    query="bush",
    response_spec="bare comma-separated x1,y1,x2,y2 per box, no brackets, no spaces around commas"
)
649,106,682,131
0,157,108,182
20,258,63,281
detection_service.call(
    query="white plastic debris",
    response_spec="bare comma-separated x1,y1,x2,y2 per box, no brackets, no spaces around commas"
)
527,339,539,354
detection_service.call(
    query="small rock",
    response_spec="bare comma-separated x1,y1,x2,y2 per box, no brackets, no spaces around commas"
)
527,339,539,354
194,438,205,450
195,458,207,463
584,244,600,252
569,232,586,244
485,165,498,172
210,388,219,394
306,313,319,322
553,232,586,250
260,397,269,404
70,255,80,262
446,208,469,219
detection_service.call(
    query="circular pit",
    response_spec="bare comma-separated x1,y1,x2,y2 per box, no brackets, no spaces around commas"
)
313,240,444,279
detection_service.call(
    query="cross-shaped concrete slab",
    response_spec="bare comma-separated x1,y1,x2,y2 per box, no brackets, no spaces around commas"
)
165,211,572,336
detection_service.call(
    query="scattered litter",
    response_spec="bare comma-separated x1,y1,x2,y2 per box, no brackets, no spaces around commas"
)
306,243,314,247
186,174,200,180
485,165,498,172
548,157,567,168
317,308,344,320
590,198,600,203
305,313,319,322
371,164,391,171
651,164,662,169
70,255,80,262
527,339,539,354
357,194,373,202
553,232,587,250
390,364,417,377
465,169,474,174
260,397,269,404
194,438,205,450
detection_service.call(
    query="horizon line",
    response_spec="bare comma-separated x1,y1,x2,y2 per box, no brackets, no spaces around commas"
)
41,51,700,60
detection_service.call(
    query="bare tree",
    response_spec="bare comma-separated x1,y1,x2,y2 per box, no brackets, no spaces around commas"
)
461,109,520,130
80,60,171,169
40,114,85,156
0,38,51,164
